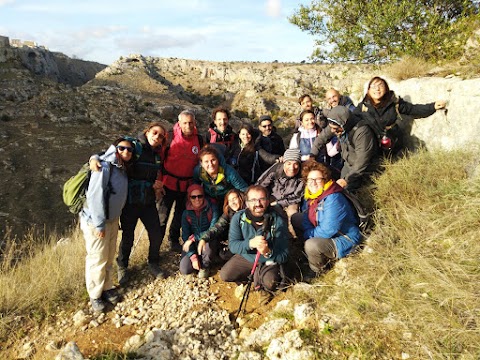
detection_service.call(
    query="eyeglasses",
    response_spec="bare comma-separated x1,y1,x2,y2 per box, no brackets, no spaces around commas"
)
307,178,325,185
116,146,133,153
246,197,268,203
190,194,204,200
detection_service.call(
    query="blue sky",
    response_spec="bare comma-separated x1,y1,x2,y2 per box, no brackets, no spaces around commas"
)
0,0,316,65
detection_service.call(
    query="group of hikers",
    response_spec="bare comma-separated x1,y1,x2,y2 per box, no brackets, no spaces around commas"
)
79,76,446,313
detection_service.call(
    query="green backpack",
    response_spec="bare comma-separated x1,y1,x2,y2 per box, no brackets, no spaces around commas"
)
63,162,92,214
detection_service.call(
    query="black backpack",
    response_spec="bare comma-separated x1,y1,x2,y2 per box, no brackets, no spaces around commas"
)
342,189,371,231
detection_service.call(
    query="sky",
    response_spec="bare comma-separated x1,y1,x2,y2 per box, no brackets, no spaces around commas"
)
0,0,316,65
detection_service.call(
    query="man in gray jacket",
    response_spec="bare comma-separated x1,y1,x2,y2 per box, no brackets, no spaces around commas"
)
310,106,379,193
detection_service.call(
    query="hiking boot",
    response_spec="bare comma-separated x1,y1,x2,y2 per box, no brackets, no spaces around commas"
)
257,290,273,306
117,266,129,286
90,298,107,313
148,263,165,279
102,288,121,305
198,268,210,279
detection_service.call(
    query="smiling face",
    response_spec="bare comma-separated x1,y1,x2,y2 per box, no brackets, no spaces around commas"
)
306,170,325,193
259,120,273,136
214,111,229,133
227,192,241,212
179,113,195,136
189,189,205,210
146,126,165,148
239,128,252,145
246,188,269,217
200,153,219,177
368,79,387,104
301,112,316,130
326,89,340,107
300,96,313,111
116,140,133,163
283,160,300,177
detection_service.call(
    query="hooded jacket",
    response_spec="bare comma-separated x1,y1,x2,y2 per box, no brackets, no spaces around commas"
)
256,162,304,207
81,145,129,232
288,124,321,161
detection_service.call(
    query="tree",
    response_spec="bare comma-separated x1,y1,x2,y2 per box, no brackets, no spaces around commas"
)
289,0,480,63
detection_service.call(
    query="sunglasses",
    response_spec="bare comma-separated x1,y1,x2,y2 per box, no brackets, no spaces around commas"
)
261,124,272,128
190,194,204,200
116,145,133,153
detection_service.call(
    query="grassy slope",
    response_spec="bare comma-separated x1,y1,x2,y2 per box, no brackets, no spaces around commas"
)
1,149,479,359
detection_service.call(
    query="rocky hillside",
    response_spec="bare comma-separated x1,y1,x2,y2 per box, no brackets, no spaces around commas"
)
1,37,479,239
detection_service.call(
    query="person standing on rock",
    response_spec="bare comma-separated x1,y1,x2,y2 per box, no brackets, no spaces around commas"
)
81,137,133,313
205,107,237,166
90,122,168,284
157,110,204,252
220,185,289,305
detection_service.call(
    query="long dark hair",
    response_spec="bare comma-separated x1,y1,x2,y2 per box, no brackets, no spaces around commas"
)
238,123,257,154
363,76,392,108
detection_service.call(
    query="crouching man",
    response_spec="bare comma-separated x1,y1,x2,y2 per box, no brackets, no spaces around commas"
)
220,185,289,305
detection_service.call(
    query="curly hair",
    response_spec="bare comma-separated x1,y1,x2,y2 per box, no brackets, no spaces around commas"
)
301,160,332,183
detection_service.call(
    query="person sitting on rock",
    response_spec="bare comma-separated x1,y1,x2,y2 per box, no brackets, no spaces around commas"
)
291,160,362,280
198,189,246,266
255,115,286,173
180,184,220,278
220,185,289,305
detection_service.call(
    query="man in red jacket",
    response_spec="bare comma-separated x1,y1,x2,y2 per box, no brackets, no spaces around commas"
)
156,110,203,252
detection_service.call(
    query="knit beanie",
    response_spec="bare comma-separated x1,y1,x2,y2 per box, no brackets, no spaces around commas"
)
283,149,301,163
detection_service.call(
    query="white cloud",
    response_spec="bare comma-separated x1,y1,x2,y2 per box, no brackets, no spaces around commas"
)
0,0,15,6
265,0,281,18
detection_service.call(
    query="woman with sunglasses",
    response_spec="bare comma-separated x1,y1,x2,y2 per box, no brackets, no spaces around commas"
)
80,136,134,313
90,122,168,284
180,184,220,277
291,160,361,281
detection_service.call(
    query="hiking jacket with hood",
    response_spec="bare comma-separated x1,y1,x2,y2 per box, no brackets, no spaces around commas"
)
161,122,202,193
81,145,128,232
193,153,248,203
229,209,288,264
181,198,220,258
302,183,362,258
256,162,304,208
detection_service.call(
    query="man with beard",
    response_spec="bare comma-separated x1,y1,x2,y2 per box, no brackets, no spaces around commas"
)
220,185,289,305
205,107,237,165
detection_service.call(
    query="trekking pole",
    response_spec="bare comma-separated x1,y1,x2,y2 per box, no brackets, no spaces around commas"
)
234,251,261,325
131,225,146,255
234,214,272,325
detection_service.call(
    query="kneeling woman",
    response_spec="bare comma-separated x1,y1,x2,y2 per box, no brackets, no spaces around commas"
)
296,161,362,276
180,184,220,278
80,137,133,313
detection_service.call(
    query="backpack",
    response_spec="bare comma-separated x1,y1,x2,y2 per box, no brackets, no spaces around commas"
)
63,161,113,215
341,189,371,231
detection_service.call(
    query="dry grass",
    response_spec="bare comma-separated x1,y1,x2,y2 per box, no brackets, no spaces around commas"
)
0,225,86,348
385,56,434,81
294,148,480,359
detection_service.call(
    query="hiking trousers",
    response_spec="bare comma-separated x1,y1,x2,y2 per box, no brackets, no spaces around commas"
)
160,188,187,246
81,216,119,299
117,203,164,268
